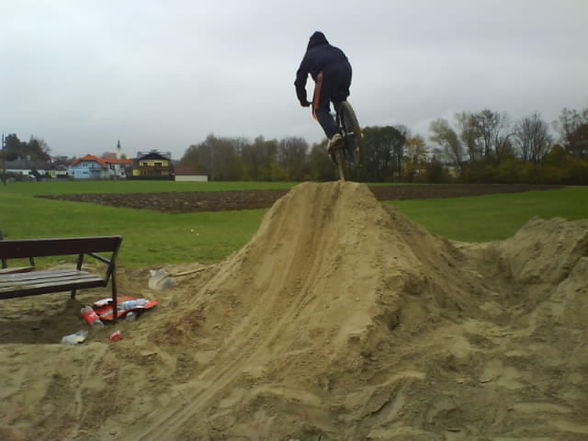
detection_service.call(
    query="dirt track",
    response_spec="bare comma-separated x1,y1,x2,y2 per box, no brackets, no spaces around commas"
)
2,182,587,440
37,183,562,213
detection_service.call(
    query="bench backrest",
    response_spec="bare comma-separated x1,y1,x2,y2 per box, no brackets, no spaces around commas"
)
0,236,122,259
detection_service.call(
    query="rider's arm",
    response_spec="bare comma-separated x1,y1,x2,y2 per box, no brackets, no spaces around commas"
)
294,56,311,106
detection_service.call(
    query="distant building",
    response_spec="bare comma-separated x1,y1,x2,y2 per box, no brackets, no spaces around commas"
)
68,155,111,179
174,165,209,182
105,158,134,179
4,159,65,180
102,140,127,161
68,154,133,179
102,152,118,161
130,150,174,180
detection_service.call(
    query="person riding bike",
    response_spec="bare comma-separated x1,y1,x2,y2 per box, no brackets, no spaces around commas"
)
294,31,352,153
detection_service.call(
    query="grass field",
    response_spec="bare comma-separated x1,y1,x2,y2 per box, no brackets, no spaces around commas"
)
388,187,588,242
1,181,586,267
0,180,297,195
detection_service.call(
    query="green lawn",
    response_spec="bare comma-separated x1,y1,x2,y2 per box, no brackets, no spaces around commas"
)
387,187,588,242
0,180,296,195
1,181,586,267
0,191,265,267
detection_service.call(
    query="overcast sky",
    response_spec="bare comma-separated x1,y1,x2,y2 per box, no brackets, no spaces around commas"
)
1,0,586,158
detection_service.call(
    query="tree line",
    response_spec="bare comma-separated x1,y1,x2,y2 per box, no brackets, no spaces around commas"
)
2,105,587,184
1,134,51,162
181,106,588,184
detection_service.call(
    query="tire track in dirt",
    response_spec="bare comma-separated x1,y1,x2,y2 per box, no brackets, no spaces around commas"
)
128,182,492,439
129,184,360,439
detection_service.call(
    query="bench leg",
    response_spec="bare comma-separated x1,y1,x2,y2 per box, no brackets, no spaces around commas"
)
72,253,85,299
111,265,118,322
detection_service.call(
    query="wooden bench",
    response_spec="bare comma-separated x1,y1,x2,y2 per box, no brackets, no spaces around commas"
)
0,236,122,321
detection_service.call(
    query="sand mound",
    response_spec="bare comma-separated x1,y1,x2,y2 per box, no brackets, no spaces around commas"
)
0,182,587,441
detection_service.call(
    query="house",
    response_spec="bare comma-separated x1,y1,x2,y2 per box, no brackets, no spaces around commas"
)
174,165,209,182
68,154,134,180
107,158,134,179
68,155,111,179
3,159,65,180
130,150,174,180
50,156,72,179
101,154,134,179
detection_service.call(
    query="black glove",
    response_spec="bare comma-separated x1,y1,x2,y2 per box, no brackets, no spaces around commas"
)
300,99,311,107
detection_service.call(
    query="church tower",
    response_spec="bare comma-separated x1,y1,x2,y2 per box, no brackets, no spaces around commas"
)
116,140,125,159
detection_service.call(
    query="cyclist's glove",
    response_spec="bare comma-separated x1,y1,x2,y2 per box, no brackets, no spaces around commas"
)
300,99,311,107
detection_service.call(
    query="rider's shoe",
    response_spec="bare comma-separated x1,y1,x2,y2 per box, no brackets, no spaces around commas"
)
327,133,343,154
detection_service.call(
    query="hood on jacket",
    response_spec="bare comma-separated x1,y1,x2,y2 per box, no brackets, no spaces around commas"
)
307,31,329,50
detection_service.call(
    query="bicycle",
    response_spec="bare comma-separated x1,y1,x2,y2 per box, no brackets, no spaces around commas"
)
330,100,363,181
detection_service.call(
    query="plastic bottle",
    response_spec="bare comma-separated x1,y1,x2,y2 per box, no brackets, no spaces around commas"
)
61,329,89,345
80,305,105,328
119,298,149,311
125,311,137,321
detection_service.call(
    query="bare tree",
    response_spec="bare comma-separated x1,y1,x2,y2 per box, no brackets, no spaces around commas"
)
513,113,552,162
393,125,409,177
555,107,588,157
405,135,428,163
181,134,243,180
277,137,309,180
472,110,511,161
429,118,463,166
361,126,406,181
455,112,482,161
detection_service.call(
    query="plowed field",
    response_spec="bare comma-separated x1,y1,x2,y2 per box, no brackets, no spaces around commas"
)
37,183,562,212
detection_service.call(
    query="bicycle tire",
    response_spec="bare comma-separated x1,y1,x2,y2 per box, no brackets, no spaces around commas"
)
333,148,346,181
338,101,363,162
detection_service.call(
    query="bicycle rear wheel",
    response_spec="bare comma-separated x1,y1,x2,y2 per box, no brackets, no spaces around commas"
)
338,101,363,162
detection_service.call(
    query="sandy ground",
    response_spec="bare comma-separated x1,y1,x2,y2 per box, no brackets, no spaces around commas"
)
1,181,587,441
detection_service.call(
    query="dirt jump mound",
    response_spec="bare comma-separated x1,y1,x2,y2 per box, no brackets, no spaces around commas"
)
143,182,491,438
0,182,586,441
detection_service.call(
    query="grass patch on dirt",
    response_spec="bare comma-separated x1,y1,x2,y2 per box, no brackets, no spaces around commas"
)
387,187,588,242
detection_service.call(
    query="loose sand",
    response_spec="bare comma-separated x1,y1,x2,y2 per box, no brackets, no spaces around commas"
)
1,182,587,441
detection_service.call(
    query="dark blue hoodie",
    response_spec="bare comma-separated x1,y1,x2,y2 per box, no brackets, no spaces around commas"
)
294,32,351,104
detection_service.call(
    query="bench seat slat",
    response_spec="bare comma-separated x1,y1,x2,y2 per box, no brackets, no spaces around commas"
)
0,271,104,287
0,270,106,298
0,269,89,284
0,282,106,299
0,277,105,293
0,274,104,290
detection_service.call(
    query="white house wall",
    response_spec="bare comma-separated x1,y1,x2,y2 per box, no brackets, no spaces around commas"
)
68,161,113,180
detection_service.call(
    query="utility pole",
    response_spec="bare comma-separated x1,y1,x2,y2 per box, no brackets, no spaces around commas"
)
1,133,6,185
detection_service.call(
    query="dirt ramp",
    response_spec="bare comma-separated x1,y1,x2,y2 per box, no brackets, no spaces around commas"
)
469,216,588,314
136,182,495,440
497,216,588,285
157,181,485,356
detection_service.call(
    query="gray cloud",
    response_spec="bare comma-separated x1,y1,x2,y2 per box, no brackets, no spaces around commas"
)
1,0,586,158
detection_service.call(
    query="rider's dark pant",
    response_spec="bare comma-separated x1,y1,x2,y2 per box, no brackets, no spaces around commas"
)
313,62,352,139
